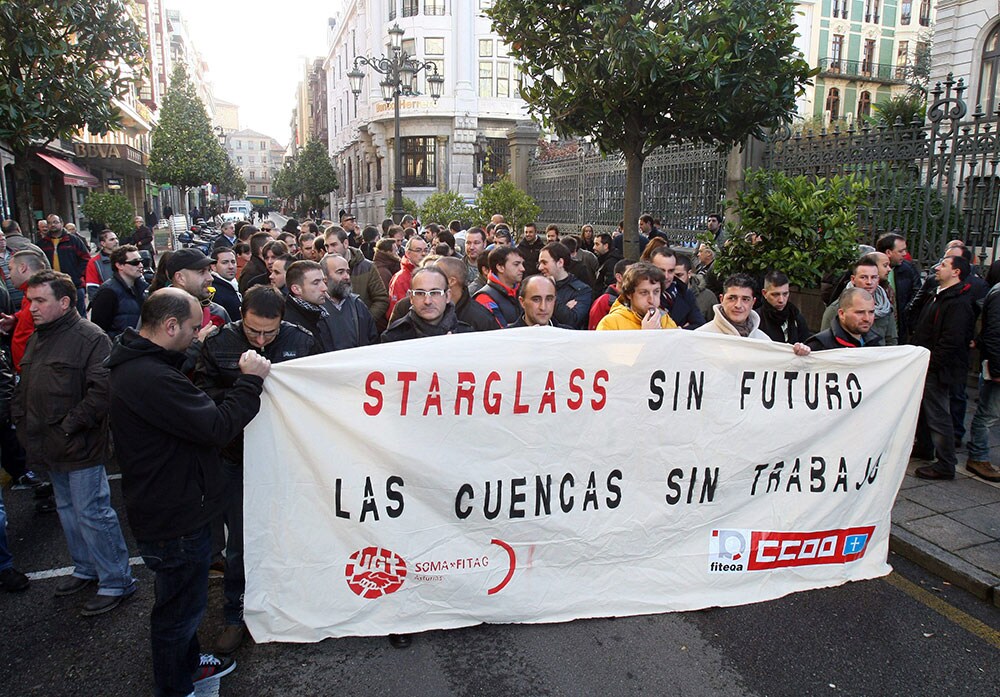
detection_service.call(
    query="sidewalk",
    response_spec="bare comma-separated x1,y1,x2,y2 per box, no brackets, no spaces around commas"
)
891,418,1000,607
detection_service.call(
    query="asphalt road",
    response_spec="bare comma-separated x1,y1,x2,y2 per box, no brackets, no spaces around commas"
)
1,466,998,697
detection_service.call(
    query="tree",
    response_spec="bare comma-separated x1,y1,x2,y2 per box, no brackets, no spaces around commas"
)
217,156,247,201
80,192,134,238
487,0,813,260
384,196,420,220
271,159,300,210
420,192,473,226
474,178,541,232
708,170,868,288
148,66,226,213
0,1,145,234
296,140,339,216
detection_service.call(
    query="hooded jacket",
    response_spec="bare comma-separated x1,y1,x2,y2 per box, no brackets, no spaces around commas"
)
107,329,264,542
595,297,678,330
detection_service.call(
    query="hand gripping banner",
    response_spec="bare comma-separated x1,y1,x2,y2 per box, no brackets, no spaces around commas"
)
243,328,929,642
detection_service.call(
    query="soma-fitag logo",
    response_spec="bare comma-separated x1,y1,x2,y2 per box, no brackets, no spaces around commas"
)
709,526,875,573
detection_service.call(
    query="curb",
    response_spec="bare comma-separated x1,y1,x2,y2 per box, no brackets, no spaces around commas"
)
889,526,1000,607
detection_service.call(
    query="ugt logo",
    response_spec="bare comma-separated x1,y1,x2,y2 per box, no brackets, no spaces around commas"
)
345,546,407,599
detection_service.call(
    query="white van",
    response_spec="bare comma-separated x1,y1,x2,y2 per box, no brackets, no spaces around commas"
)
223,200,252,222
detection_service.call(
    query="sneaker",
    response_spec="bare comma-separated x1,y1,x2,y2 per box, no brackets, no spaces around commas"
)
54,576,95,597
967,459,1000,482
215,624,246,655
192,654,236,682
0,567,29,592
32,481,53,499
11,471,42,490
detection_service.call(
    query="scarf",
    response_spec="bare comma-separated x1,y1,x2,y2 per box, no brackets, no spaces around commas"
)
720,308,754,337
408,304,459,337
846,281,893,319
290,294,329,319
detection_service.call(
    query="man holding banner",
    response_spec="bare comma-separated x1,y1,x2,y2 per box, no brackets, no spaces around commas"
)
108,289,271,697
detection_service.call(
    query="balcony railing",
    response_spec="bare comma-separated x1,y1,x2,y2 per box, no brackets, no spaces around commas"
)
818,58,906,84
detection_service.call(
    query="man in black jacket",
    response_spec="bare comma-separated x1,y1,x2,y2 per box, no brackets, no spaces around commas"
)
388,257,497,331
758,271,812,344
912,256,977,480
108,288,271,697
196,286,315,655
538,241,591,329
593,233,622,293
383,267,472,342
806,288,883,350
515,223,545,276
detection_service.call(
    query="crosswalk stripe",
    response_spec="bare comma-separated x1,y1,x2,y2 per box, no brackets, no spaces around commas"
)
25,556,145,581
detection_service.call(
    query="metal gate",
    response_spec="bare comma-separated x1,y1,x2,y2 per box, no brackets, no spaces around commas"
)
764,76,1000,269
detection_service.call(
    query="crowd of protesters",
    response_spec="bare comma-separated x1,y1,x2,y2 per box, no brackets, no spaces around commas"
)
0,205,998,697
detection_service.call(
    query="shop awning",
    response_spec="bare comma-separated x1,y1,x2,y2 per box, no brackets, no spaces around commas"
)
36,153,100,188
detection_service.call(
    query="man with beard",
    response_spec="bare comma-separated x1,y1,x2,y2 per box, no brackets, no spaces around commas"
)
316,254,378,350
806,287,883,350
821,255,897,345
382,267,472,342
757,271,811,345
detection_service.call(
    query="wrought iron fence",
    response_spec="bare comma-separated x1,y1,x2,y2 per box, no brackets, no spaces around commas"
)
527,142,728,244
764,76,1000,269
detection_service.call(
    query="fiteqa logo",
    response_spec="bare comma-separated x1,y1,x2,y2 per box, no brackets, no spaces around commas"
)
709,529,750,572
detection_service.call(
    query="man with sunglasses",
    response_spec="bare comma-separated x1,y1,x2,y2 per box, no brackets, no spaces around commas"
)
195,285,316,655
89,245,149,339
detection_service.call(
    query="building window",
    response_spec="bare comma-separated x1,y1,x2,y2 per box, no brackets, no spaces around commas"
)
262,185,268,194
865,0,880,24
858,91,872,119
237,156,243,164
831,35,845,71
425,37,444,55
388,0,396,20
479,62,493,97
402,38,416,59
496,62,510,97
425,0,445,15
862,39,876,75
249,171,256,180
979,26,1000,117
826,88,841,120
376,157,383,191
896,41,909,79
402,0,418,17
401,137,435,187
900,0,911,25
481,137,510,186
479,39,493,57
918,0,930,26
235,140,241,149
832,0,848,19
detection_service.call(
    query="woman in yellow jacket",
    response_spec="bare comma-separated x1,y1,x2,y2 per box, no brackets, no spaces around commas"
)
596,262,678,331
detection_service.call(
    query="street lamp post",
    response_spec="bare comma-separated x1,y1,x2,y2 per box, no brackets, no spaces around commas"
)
348,23,444,224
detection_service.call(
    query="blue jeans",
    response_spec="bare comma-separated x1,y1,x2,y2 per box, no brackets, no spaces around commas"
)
138,525,211,697
49,464,135,596
0,488,12,572
969,377,1000,460
222,460,245,626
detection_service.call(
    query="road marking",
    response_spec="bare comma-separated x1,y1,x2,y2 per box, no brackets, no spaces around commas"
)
884,571,1000,649
25,556,145,581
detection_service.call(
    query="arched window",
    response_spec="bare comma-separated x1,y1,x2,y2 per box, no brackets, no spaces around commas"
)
979,26,1000,115
826,87,841,120
858,91,872,119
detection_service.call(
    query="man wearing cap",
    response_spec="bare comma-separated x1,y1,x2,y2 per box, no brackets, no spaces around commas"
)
165,249,231,368
340,210,360,246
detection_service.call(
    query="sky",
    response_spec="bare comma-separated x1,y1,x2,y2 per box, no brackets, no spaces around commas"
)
166,0,337,147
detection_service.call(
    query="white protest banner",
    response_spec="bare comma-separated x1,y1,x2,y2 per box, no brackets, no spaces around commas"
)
243,328,928,642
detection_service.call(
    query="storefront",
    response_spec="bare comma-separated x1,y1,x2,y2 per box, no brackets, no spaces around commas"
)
72,141,150,231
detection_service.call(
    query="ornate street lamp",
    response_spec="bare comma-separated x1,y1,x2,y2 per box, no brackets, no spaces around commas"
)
348,23,444,223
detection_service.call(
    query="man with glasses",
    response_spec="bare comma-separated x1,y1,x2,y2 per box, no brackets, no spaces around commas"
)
382,267,472,342
387,236,428,319
89,245,149,339
196,285,316,655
